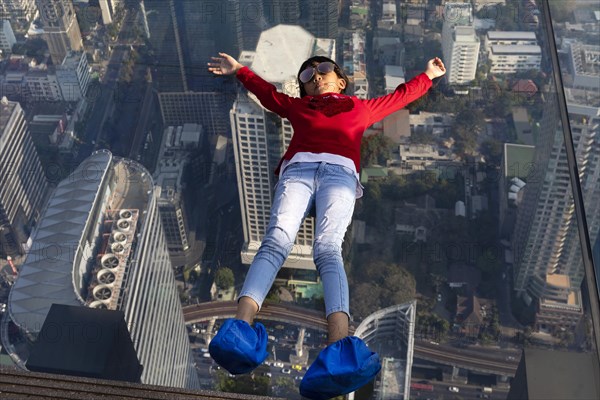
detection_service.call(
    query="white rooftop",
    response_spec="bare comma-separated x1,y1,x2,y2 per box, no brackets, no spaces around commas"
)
491,45,541,54
487,31,537,40
181,123,202,145
385,65,405,90
251,25,316,84
455,26,477,39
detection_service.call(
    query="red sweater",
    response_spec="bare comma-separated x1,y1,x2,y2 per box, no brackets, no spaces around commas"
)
236,66,432,173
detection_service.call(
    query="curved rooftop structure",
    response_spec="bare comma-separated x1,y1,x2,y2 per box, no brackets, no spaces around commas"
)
5,150,198,388
352,301,417,400
9,150,113,336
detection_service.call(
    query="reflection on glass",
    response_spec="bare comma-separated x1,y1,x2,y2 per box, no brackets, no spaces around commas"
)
0,0,598,399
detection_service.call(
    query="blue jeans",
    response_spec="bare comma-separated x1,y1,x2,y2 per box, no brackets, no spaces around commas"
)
239,162,356,318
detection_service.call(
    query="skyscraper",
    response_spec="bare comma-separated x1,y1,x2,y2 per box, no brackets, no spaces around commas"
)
0,0,37,24
35,0,83,65
6,150,200,389
298,0,338,39
0,98,48,257
230,25,335,269
441,2,480,86
511,42,600,332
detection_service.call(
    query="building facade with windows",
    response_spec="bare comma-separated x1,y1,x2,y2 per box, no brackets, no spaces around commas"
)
35,0,83,65
512,42,600,332
231,25,335,269
487,44,542,74
441,2,480,86
0,20,17,56
153,124,203,255
0,0,37,24
0,99,48,257
24,68,62,101
56,51,91,102
350,301,417,400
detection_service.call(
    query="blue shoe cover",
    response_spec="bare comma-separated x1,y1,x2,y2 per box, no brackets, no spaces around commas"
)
299,336,381,400
208,318,268,374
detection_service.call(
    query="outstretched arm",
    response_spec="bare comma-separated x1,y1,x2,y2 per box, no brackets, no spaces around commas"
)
424,57,446,80
208,52,243,76
364,57,446,124
208,52,294,117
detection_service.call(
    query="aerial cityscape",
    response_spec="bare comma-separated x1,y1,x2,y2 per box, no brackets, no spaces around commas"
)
0,1,599,399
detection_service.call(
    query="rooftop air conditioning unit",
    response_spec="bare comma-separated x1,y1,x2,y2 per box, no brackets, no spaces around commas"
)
89,301,108,309
119,210,133,219
93,285,113,301
112,232,127,243
101,254,119,269
111,242,125,254
97,269,116,285
117,219,131,231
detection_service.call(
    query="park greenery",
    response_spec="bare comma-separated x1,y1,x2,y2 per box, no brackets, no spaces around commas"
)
349,260,417,320
215,370,269,395
214,267,235,290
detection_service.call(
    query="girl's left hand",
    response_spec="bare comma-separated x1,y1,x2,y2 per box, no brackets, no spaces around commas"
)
425,57,446,80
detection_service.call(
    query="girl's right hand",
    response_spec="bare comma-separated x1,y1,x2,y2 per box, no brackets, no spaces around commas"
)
208,52,243,76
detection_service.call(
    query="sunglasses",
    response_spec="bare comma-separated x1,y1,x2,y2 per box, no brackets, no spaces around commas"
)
299,62,336,83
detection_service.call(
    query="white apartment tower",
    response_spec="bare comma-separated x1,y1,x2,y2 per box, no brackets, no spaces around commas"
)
0,99,48,256
231,25,335,269
441,2,480,86
6,150,200,389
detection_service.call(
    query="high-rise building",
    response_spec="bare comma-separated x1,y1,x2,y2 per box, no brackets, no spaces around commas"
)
511,40,600,332
158,91,231,136
35,0,83,65
0,0,37,24
349,301,417,400
231,25,334,269
154,124,203,255
0,20,17,55
141,0,338,92
441,2,480,86
5,150,200,389
0,98,48,257
298,0,338,39
56,51,91,102
227,0,338,52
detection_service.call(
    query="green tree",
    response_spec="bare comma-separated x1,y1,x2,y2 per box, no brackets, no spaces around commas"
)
361,133,391,167
215,267,234,290
350,282,382,320
215,371,269,395
487,1,519,31
451,109,485,157
480,139,503,166
351,261,417,319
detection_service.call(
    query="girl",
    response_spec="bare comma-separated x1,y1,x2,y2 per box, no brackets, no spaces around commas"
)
208,53,445,399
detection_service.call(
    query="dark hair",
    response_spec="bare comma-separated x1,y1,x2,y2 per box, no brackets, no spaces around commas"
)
297,56,350,97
